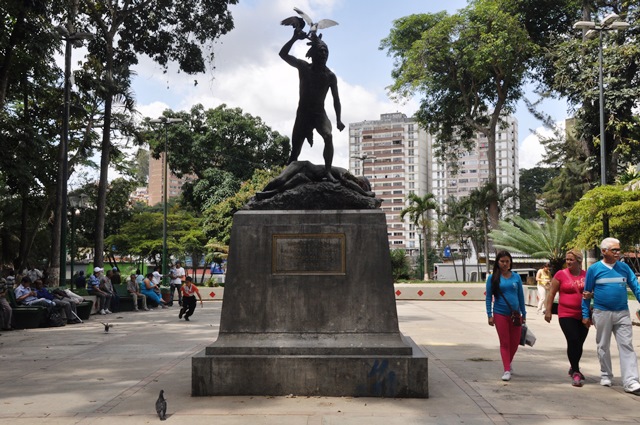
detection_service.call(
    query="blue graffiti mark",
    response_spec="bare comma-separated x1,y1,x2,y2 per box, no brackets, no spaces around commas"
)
355,359,397,397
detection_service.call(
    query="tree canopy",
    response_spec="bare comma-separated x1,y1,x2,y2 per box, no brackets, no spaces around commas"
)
568,183,640,249
381,0,539,226
146,104,290,213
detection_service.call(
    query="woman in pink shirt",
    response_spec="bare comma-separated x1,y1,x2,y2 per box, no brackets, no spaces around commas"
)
545,249,589,387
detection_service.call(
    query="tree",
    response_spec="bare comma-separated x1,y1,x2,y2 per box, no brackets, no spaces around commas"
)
146,104,290,213
568,184,640,250
467,183,499,274
489,212,579,274
400,193,438,281
541,2,640,184
390,249,410,281
203,168,282,246
518,167,559,218
381,0,538,227
439,196,476,281
78,0,238,267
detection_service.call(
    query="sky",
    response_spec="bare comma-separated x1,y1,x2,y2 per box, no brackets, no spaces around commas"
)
131,0,569,172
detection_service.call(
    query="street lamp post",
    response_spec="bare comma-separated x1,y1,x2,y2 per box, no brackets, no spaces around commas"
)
150,117,183,285
54,22,92,286
68,193,87,290
573,13,629,238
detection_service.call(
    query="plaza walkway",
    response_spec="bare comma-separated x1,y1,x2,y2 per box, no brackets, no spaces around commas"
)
1,299,640,424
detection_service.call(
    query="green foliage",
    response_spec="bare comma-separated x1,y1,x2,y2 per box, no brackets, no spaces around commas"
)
541,161,592,213
104,209,206,266
381,0,539,226
568,184,640,249
145,104,290,213
390,249,411,281
489,212,579,273
541,2,640,183
203,168,282,245
400,193,438,280
518,167,559,218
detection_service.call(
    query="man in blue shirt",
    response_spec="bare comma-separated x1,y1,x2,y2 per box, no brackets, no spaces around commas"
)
87,268,112,315
14,277,53,309
582,237,640,394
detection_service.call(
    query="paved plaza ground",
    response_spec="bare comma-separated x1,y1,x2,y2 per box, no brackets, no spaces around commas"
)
2,299,640,424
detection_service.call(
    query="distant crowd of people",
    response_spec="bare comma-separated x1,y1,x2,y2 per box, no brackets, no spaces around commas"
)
0,260,205,332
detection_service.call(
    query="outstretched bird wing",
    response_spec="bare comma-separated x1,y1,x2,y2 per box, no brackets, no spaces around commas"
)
316,19,338,30
281,16,305,31
293,7,313,26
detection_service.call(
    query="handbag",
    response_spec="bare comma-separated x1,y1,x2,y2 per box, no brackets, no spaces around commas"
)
497,290,523,326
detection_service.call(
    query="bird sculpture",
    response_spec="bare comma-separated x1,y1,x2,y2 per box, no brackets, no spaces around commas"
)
281,7,338,38
101,322,111,333
156,389,167,421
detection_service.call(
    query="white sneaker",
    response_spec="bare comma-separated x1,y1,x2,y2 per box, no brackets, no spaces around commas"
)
501,371,511,381
600,377,612,387
100,309,106,315
105,309,112,314
144,307,150,311
624,381,640,394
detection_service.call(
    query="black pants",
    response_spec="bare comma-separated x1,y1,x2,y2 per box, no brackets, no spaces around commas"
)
180,295,196,318
559,316,589,373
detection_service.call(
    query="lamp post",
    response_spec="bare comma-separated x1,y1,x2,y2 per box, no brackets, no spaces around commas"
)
150,117,183,285
573,13,629,237
68,193,88,289
54,21,92,286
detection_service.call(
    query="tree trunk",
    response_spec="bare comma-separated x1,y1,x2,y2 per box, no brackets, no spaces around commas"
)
422,228,429,281
483,217,491,276
94,41,115,267
485,125,499,228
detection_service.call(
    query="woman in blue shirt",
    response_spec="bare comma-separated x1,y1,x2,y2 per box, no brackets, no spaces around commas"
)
486,250,527,381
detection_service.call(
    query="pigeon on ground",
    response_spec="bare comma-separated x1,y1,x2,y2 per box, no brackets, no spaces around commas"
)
100,322,111,333
156,389,167,421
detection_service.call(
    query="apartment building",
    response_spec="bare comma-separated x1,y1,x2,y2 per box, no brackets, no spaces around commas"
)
349,113,519,252
431,116,519,207
147,152,194,206
348,113,432,254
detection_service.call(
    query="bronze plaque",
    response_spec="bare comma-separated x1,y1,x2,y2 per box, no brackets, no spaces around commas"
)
272,233,346,275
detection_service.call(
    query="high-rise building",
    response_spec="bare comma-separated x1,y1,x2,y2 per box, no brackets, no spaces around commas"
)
348,113,433,254
431,116,519,208
349,113,519,252
147,152,194,206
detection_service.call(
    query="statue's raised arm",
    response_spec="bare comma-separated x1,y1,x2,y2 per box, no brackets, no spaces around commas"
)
280,8,342,182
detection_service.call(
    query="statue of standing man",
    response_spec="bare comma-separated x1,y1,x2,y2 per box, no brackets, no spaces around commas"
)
280,9,344,182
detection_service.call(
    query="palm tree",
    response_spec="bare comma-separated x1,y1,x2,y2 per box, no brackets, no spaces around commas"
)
400,193,438,281
489,212,579,274
467,183,498,275
440,197,474,281
467,182,518,274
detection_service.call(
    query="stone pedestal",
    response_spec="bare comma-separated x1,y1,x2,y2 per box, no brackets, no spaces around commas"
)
192,210,428,397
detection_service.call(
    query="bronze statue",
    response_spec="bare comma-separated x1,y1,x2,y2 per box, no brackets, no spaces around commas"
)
280,8,343,182
255,161,374,201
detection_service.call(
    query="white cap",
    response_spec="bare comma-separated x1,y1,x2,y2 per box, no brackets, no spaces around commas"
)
94,267,104,273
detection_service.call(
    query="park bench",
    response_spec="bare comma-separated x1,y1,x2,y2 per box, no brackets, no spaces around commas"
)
6,290,47,329
112,284,162,310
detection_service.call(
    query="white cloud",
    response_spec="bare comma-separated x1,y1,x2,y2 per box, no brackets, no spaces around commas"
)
519,122,565,169
132,0,416,169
